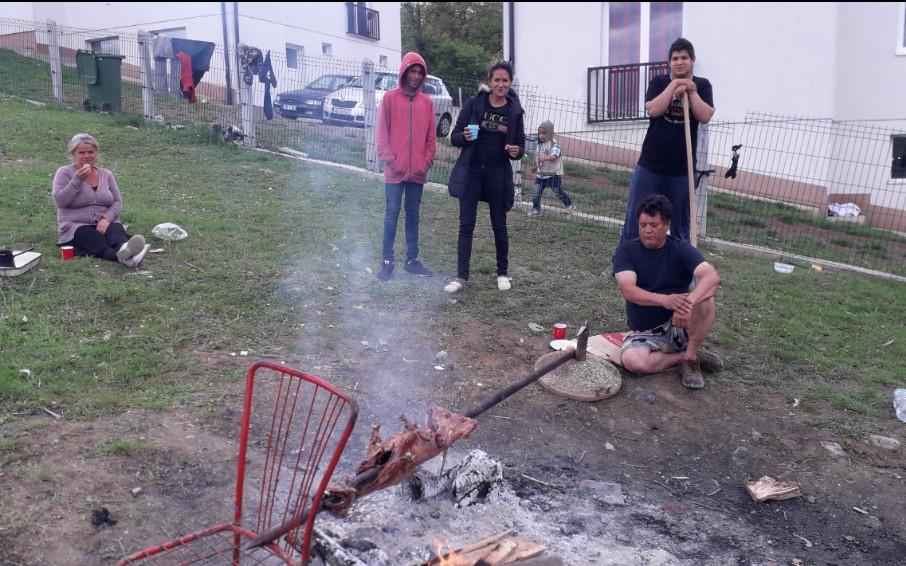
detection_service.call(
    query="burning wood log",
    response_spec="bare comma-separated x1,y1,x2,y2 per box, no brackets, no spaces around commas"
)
424,531,547,566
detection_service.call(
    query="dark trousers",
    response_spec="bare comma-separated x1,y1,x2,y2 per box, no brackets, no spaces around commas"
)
620,165,691,243
382,182,423,263
69,223,130,262
532,175,572,210
457,164,508,280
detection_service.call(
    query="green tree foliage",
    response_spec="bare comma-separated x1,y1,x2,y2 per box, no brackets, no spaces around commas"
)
401,2,503,85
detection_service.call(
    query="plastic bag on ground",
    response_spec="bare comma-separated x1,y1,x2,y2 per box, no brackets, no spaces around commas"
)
152,223,188,241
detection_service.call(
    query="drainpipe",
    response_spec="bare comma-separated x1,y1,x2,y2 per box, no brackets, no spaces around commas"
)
508,2,515,68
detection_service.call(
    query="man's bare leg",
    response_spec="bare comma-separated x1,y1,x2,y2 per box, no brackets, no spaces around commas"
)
681,298,715,362
621,298,716,376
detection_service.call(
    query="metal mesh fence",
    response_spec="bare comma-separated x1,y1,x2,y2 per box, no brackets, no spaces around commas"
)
2,17,905,275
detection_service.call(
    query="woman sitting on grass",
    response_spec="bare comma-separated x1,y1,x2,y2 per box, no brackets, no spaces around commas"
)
52,133,150,266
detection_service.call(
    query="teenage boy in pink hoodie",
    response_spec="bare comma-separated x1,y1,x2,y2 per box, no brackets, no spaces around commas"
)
375,52,437,281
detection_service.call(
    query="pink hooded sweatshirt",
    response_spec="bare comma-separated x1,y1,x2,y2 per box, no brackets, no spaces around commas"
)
376,52,436,184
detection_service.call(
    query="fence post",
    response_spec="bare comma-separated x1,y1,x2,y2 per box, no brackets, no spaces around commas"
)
239,56,256,147
362,58,377,171
137,31,156,120
46,20,63,102
696,124,711,238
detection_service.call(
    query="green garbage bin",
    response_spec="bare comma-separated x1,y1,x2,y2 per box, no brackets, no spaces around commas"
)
76,50,125,112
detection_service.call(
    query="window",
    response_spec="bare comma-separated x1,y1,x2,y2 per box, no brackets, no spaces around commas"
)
322,42,332,57
649,2,683,61
286,43,303,69
893,135,906,179
87,36,121,56
379,54,388,68
898,3,906,55
346,2,381,40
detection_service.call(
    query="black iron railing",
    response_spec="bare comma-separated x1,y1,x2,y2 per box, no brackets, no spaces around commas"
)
587,61,669,122
346,3,380,41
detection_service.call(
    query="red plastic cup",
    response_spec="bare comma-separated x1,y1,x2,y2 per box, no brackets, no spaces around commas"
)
61,246,74,261
553,323,567,340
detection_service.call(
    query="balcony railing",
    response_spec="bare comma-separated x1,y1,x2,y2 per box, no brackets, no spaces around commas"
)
587,61,669,122
346,3,380,41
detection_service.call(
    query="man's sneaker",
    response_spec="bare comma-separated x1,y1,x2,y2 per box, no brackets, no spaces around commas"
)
377,260,394,282
566,204,577,212
444,278,468,293
116,234,146,261
697,348,724,374
680,360,705,389
528,209,541,217
497,276,512,291
404,260,434,277
121,244,151,268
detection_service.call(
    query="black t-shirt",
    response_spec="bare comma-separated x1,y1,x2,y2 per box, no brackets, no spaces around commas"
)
637,75,714,176
474,99,510,166
612,235,705,331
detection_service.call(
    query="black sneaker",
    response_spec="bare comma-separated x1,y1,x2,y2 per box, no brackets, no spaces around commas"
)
377,260,394,282
404,260,434,277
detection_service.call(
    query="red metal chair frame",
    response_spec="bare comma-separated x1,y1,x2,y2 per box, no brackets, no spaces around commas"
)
118,362,358,565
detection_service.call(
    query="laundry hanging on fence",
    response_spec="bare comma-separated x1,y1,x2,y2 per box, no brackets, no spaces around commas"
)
259,50,277,120
152,36,174,59
725,144,743,179
239,45,263,86
171,38,215,103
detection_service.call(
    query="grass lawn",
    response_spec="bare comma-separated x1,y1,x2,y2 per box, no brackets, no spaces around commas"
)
1,94,903,431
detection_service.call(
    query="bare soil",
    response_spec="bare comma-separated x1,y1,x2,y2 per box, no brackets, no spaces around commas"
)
2,310,904,565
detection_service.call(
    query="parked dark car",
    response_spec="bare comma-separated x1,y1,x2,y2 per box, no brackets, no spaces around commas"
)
274,74,355,119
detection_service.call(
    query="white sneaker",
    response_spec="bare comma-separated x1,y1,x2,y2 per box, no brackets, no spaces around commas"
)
116,235,146,261
497,276,511,291
121,244,151,267
444,279,467,293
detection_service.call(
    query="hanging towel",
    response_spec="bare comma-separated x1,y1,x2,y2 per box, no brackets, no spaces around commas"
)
171,38,215,103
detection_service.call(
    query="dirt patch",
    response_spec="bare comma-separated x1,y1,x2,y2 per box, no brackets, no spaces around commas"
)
2,314,904,564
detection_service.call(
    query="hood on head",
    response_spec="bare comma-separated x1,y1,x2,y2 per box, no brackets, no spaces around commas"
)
539,120,555,137
398,51,428,90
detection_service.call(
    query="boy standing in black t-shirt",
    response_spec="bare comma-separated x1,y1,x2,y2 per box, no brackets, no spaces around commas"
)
613,195,722,389
620,37,714,244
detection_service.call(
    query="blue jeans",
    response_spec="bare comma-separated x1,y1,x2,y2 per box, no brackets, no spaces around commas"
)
532,175,572,210
620,165,691,243
382,182,423,263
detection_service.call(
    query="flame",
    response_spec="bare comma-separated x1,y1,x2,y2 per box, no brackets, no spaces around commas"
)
432,539,464,565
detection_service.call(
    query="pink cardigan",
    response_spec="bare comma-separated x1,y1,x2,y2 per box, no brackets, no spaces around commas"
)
52,164,124,243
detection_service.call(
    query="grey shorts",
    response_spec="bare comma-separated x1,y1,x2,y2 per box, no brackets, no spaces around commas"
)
622,321,689,354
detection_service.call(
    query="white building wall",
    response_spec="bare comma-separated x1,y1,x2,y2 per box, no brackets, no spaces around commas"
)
26,2,401,85
507,3,606,101
684,3,839,122
0,4,38,20
828,4,906,210
834,2,906,121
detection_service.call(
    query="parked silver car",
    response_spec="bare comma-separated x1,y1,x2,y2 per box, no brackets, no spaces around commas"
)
322,72,455,137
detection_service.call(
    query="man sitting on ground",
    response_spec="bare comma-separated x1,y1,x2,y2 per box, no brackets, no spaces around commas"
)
612,194,722,389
